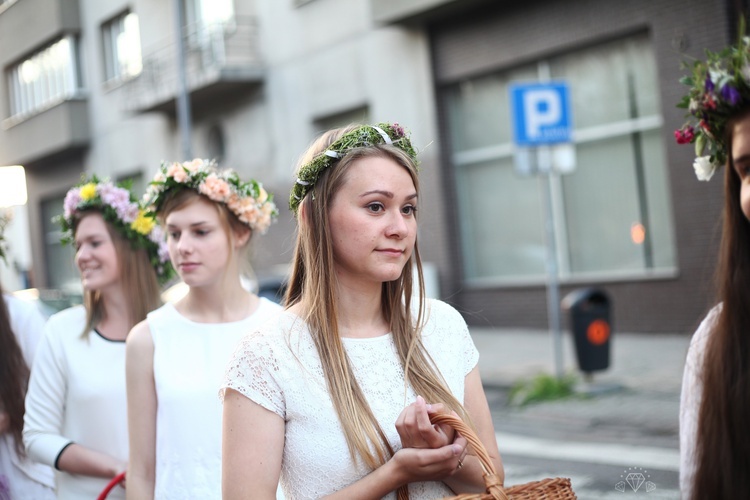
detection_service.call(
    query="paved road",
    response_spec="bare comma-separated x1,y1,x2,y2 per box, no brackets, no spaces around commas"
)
484,385,681,499
473,324,687,499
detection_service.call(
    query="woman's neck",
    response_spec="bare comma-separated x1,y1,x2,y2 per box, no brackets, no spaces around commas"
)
176,278,257,323
96,287,131,341
331,281,388,339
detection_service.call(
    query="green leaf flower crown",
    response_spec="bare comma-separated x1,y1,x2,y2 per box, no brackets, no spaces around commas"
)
289,122,418,214
675,21,750,181
142,158,278,234
57,175,175,284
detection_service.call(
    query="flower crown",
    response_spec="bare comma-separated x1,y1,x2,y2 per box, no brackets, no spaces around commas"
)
143,159,278,234
675,24,750,181
57,176,175,284
289,122,418,214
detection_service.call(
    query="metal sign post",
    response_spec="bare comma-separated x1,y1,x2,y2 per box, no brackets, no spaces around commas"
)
510,82,574,380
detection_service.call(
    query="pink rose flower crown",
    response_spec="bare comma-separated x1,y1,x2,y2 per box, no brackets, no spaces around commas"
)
58,175,175,284
143,159,278,235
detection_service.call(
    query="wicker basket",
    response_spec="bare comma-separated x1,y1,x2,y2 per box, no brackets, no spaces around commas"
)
430,413,577,500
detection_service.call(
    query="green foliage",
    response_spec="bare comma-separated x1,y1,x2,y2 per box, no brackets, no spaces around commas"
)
289,122,418,214
508,372,579,406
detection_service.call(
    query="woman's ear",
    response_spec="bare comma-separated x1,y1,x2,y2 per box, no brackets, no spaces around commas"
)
233,226,252,248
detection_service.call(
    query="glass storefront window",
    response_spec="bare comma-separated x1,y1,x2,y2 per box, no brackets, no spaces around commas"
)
445,33,676,283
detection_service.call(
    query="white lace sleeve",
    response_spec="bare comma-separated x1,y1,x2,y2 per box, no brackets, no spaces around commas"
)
426,300,479,376
221,332,286,418
456,311,480,376
679,305,719,497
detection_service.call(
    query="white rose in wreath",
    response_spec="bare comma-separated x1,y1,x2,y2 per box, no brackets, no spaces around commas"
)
693,155,717,181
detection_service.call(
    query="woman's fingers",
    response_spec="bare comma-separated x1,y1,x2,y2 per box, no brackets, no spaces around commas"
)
414,396,449,449
393,441,465,482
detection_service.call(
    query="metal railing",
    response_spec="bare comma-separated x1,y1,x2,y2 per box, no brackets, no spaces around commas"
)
123,16,261,111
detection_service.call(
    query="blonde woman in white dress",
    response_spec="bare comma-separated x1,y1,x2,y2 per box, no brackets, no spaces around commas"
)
222,123,503,499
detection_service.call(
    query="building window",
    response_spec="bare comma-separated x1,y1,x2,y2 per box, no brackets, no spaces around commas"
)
0,0,18,14
183,0,234,29
444,33,676,284
181,0,235,50
102,11,142,83
7,36,82,121
206,124,226,163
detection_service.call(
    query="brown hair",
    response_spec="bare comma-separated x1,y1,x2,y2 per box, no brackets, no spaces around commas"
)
691,107,750,498
73,210,162,336
285,126,471,481
0,281,30,456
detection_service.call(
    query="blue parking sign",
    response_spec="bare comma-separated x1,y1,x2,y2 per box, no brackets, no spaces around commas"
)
510,82,572,146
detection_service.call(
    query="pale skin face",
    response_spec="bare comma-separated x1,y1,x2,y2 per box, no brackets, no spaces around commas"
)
328,156,418,290
731,113,750,221
165,197,239,289
74,213,121,293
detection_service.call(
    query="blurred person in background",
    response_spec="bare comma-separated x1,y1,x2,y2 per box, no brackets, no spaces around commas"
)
676,28,750,499
23,177,170,499
126,160,280,499
0,212,55,499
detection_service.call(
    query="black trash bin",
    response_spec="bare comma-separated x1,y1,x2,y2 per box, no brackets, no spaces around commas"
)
562,288,612,375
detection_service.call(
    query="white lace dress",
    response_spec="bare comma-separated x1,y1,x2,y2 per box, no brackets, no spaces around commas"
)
149,298,282,499
222,299,479,500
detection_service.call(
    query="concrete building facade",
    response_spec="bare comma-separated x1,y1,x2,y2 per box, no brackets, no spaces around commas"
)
0,0,740,332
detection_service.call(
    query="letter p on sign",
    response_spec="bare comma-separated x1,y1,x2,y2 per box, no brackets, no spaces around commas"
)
510,82,572,146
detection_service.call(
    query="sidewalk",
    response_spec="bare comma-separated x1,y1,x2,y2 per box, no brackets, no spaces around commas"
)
469,327,692,450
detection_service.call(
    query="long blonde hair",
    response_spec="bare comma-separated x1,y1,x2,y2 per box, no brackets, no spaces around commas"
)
73,210,162,336
285,126,472,474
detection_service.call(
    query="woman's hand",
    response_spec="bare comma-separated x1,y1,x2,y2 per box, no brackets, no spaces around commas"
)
390,435,468,484
395,396,455,450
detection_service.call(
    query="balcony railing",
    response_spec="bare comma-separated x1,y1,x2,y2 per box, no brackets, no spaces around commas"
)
123,16,263,114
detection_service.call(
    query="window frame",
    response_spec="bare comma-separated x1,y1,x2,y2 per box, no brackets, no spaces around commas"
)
447,43,677,288
5,35,83,123
101,10,143,85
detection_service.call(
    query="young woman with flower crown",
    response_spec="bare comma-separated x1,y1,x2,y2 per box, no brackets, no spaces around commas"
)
126,159,280,500
23,177,169,499
675,29,750,500
221,123,503,499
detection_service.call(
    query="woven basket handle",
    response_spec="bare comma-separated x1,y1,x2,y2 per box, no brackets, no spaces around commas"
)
97,471,126,500
430,413,508,500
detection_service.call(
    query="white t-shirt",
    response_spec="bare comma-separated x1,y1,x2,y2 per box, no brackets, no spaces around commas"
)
148,298,282,499
23,306,128,500
221,299,479,500
0,294,55,500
